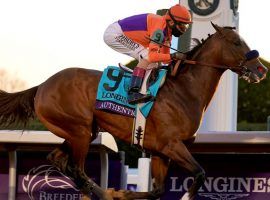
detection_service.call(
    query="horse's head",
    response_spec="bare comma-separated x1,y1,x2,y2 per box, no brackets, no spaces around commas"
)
211,22,268,83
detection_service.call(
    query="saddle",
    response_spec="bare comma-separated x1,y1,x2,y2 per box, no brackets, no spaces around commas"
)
95,65,167,148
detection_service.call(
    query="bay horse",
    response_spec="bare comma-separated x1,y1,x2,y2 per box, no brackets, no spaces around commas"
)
0,23,268,200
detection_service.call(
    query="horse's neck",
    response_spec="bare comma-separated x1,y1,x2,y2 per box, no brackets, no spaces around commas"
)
172,54,224,111
192,62,224,108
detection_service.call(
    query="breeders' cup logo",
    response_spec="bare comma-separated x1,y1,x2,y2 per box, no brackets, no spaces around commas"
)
22,165,82,200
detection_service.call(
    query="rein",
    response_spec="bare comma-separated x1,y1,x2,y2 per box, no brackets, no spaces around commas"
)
183,59,241,71
170,59,241,77
147,35,258,76
147,36,242,72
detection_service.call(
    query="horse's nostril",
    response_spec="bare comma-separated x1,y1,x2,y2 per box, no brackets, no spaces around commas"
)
257,66,265,74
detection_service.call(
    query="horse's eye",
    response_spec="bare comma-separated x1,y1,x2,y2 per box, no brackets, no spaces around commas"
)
234,40,241,46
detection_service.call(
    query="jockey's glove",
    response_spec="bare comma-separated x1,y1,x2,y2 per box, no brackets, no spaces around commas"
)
170,52,187,60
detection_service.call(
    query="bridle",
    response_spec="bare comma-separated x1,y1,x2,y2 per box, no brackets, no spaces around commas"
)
180,29,260,78
147,30,259,78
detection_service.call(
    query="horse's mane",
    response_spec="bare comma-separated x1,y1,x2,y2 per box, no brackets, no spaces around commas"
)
185,35,213,59
185,26,236,59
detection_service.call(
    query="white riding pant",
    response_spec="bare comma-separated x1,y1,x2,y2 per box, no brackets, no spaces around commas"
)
103,22,149,61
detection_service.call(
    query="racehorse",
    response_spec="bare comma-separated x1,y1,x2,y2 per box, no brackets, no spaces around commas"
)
0,23,267,200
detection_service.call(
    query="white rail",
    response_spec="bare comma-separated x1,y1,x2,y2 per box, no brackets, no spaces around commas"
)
0,130,118,200
196,131,270,144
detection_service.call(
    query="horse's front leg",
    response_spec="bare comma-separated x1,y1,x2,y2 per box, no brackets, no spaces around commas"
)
161,138,205,200
150,155,170,198
106,155,169,200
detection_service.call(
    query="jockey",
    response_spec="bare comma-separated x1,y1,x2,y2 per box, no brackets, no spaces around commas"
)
103,4,192,104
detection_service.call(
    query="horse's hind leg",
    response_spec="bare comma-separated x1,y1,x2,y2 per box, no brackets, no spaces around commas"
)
38,116,112,200
58,128,113,200
47,141,70,172
150,155,170,199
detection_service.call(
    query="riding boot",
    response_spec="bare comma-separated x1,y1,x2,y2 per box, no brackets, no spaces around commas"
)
128,67,153,105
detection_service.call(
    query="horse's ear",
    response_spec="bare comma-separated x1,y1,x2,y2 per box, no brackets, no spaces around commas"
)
211,21,222,33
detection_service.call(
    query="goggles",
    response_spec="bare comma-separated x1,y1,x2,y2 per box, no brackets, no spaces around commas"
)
175,22,189,33
168,9,190,33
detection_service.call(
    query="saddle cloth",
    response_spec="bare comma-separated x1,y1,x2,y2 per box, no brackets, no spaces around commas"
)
95,66,167,118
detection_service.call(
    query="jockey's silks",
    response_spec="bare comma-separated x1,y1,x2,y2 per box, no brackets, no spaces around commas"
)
118,14,172,63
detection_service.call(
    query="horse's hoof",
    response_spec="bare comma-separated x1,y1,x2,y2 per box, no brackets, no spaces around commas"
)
81,194,92,200
102,192,114,200
105,188,122,199
105,189,131,200
180,192,191,200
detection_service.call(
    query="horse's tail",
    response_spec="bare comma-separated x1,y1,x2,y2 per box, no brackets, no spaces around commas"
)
0,86,39,128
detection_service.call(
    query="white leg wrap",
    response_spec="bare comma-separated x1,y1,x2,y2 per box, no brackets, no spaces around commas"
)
180,192,190,200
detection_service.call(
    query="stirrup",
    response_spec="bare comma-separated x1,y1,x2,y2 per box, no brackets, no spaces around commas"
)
119,63,133,73
128,93,154,105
